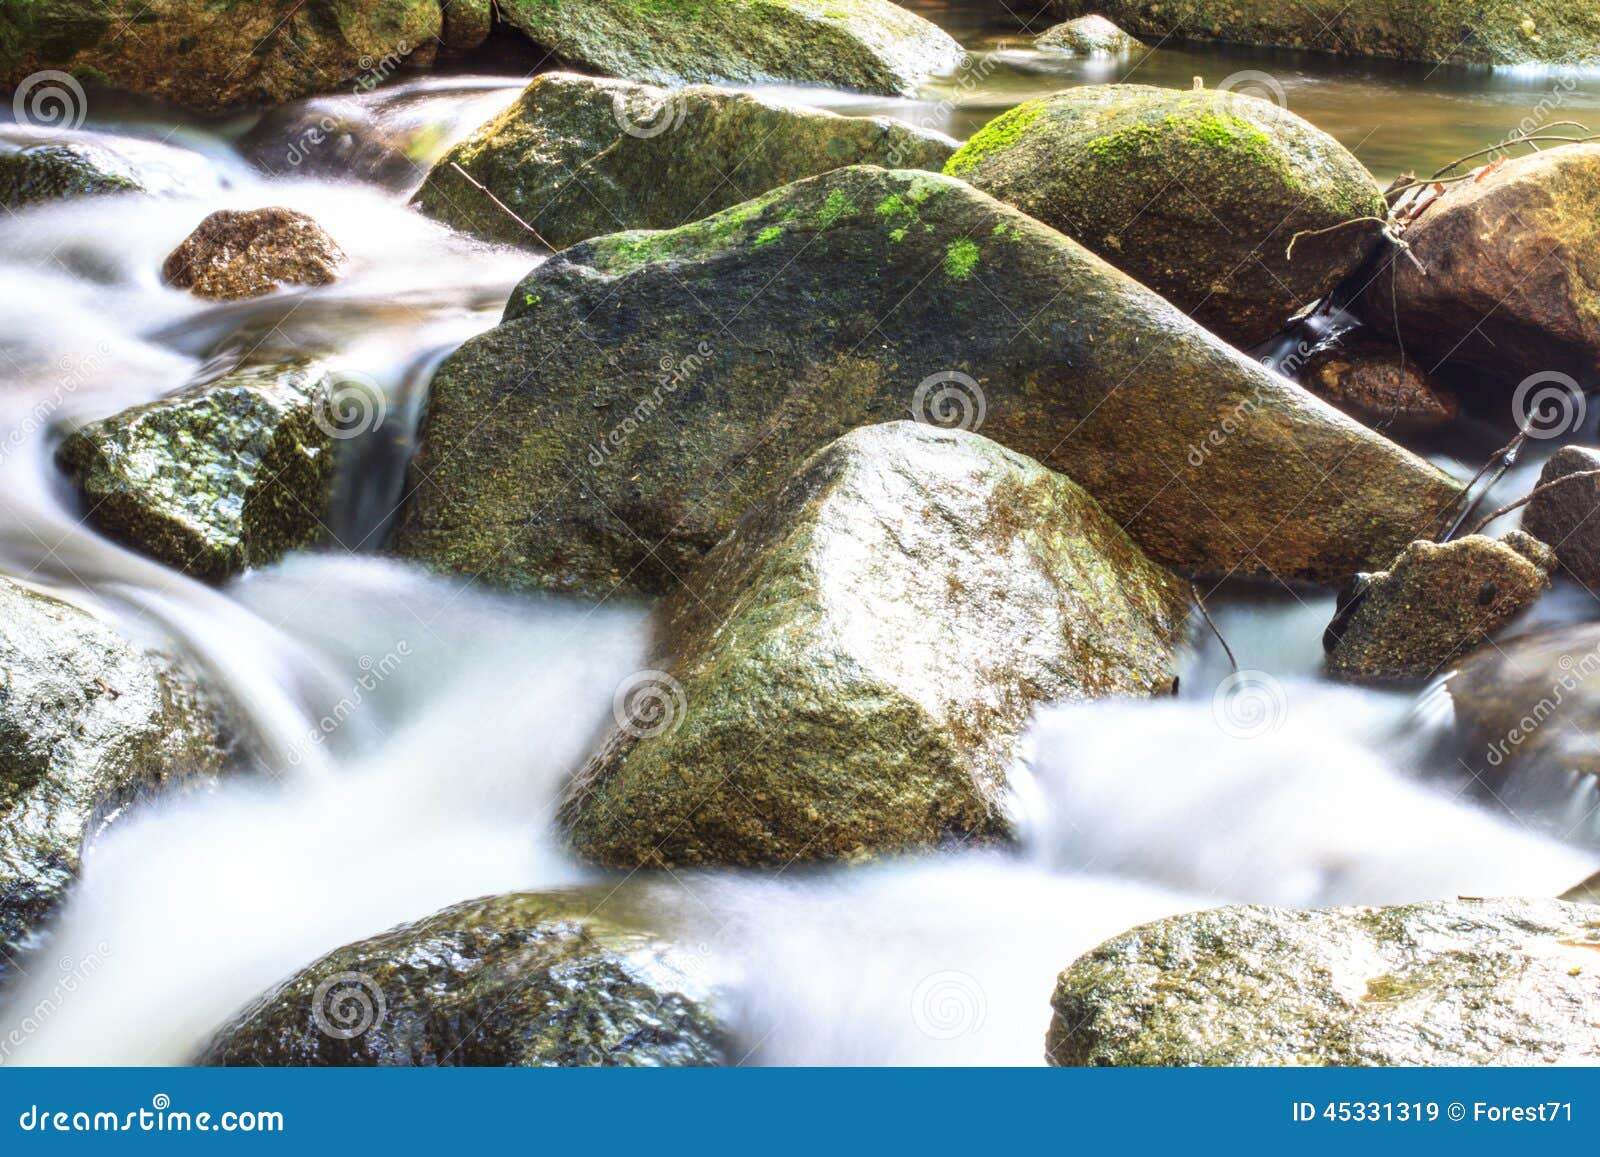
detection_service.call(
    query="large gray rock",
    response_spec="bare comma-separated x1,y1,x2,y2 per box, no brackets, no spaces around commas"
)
1523,446,1600,589
413,72,955,250
198,890,726,1066
1,578,226,979
58,364,340,582
496,0,965,97
945,85,1387,347
1048,899,1600,1066
560,422,1191,868
396,165,1459,597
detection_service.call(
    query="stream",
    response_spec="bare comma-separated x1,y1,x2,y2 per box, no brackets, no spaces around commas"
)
1,1,1598,1066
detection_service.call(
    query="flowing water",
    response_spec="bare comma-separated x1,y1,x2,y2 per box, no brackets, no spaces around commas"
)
2,2,1599,1066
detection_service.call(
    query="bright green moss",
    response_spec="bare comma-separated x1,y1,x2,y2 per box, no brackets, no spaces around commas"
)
943,238,979,280
815,188,857,228
944,100,1046,178
753,225,784,247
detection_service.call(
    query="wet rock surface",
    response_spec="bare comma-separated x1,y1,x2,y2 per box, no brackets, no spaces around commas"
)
1522,446,1600,590
1035,15,1141,54
162,208,346,301
561,422,1191,868
1298,332,1459,434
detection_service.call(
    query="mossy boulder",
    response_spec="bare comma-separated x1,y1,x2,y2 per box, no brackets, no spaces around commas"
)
413,72,955,250
1051,0,1600,66
1324,532,1552,682
1,577,226,981
1048,899,1600,1066
0,0,441,114
1445,623,1600,786
1298,331,1459,434
561,422,1190,868
1361,144,1600,383
497,0,964,97
946,85,1386,347
439,0,493,55
0,138,139,209
396,165,1458,596
57,364,339,583
1523,446,1600,588
197,890,725,1065
162,208,346,301
1035,15,1140,54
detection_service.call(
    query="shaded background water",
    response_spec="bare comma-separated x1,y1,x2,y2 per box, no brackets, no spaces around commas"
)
1,0,1598,1065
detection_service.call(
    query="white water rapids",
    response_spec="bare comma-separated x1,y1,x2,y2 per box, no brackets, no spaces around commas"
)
2,45,1599,1066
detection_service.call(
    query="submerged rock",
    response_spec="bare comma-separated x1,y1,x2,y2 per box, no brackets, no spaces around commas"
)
496,0,965,97
1521,446,1600,589
0,0,442,113
1324,532,1552,681
1362,144,1600,384
198,891,725,1065
946,85,1387,347
1445,623,1600,785
414,72,955,250
162,208,345,301
1298,332,1459,434
397,165,1457,596
0,139,140,209
1035,15,1141,54
0,578,225,979
561,422,1190,868
1052,1,1600,66
58,364,339,582
1048,899,1600,1065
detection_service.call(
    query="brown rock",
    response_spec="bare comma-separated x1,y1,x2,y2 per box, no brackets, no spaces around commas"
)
1361,144,1600,383
1522,445,1600,590
1299,333,1459,434
162,208,345,301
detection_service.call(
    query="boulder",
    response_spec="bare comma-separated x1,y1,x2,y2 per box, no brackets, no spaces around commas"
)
0,0,441,113
1324,531,1552,681
1521,446,1600,589
495,0,965,97
197,891,725,1065
1297,331,1459,434
396,165,1459,597
1361,144,1600,384
945,85,1387,347
0,139,139,209
439,0,493,55
1051,1,1600,66
560,422,1190,868
162,208,346,301
57,364,340,582
1445,623,1600,784
413,72,956,250
1564,871,1600,904
1035,15,1141,54
0,577,226,980
1048,899,1600,1065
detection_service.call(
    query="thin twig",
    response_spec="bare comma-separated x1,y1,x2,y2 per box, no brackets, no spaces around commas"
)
1437,431,1527,541
1190,580,1237,673
1424,128,1598,180
1284,216,1388,262
1466,467,1600,537
449,162,555,250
